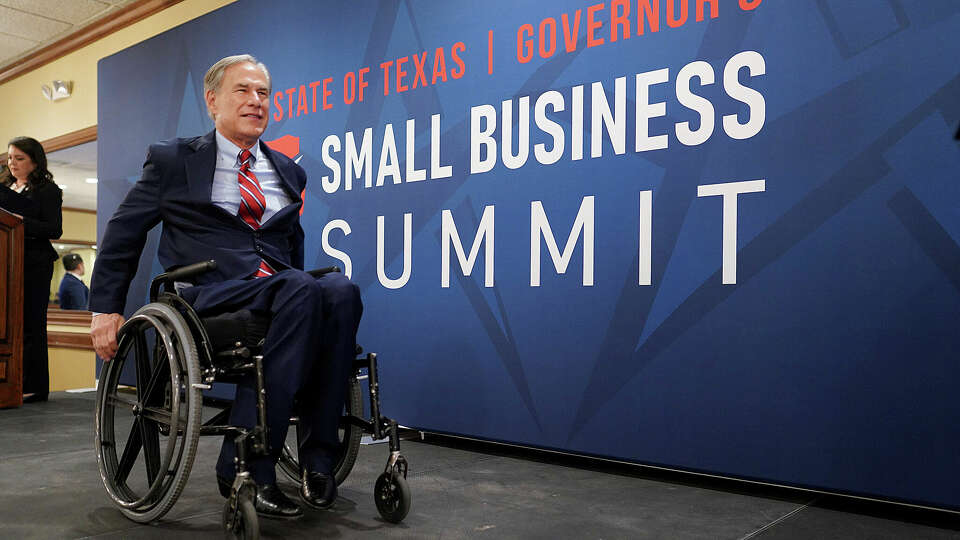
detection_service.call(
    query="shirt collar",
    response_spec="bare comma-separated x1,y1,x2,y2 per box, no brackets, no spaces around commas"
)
215,130,262,167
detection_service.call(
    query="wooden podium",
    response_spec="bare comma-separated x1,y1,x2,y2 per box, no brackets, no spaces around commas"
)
0,208,24,408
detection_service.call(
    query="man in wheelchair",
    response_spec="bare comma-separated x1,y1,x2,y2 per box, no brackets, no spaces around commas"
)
90,54,361,519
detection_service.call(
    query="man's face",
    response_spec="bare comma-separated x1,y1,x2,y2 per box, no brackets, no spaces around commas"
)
206,62,270,149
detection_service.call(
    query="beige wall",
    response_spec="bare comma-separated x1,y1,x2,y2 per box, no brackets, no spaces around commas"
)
62,208,96,242
0,0,235,143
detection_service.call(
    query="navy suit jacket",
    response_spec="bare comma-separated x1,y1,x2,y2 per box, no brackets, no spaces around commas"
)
58,272,89,310
89,130,306,315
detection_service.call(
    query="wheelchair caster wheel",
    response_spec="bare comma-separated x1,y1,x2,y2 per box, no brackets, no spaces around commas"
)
374,470,410,523
222,489,259,540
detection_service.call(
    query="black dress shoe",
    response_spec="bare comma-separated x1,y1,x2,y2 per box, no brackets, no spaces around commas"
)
300,470,337,509
253,485,303,519
217,476,303,519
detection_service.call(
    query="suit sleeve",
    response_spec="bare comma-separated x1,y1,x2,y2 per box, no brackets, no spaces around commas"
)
88,147,164,314
21,184,62,240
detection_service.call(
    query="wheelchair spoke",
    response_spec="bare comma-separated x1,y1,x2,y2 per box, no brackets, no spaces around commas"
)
115,417,144,485
134,332,152,402
107,392,140,411
139,416,162,486
140,406,175,427
141,337,172,408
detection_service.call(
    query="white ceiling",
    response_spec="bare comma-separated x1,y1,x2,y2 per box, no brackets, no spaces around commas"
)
47,140,98,210
0,0,136,69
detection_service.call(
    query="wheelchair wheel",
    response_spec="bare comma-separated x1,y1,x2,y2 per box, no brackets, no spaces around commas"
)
222,486,259,540
374,470,411,523
95,302,203,523
278,375,363,486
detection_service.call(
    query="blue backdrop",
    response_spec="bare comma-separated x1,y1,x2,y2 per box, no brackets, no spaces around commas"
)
97,0,960,510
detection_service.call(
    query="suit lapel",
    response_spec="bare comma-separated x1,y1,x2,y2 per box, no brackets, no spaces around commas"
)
259,141,302,204
184,130,217,203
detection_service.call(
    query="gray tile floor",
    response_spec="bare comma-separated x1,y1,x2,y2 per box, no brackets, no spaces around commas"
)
1,391,958,539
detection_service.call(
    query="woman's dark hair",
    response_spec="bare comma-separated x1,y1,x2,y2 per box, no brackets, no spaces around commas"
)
1,136,54,188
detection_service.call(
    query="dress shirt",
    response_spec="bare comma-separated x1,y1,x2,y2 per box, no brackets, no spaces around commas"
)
212,131,293,223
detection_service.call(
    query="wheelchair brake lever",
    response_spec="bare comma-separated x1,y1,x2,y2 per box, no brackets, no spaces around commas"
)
307,265,341,277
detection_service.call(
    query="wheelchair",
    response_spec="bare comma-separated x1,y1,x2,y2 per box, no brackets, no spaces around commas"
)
94,261,410,539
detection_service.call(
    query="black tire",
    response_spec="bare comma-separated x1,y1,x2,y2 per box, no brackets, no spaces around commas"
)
278,375,363,485
374,471,411,523
95,303,203,524
222,491,259,540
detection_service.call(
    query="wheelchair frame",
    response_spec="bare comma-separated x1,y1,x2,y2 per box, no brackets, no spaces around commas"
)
95,261,410,539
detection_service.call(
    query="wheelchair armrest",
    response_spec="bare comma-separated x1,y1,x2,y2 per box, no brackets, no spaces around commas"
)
150,260,218,301
307,265,341,278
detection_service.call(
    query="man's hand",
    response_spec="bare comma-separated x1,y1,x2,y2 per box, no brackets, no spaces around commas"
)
91,313,126,360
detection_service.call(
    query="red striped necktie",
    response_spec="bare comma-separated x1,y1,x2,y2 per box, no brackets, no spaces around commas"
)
237,148,275,278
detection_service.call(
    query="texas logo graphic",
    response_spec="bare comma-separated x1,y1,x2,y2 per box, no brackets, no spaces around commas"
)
265,134,306,215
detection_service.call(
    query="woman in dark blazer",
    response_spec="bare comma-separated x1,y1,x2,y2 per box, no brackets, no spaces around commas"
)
1,136,62,403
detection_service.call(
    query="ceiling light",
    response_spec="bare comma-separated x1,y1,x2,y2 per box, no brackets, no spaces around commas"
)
85,177,98,184
57,183,68,189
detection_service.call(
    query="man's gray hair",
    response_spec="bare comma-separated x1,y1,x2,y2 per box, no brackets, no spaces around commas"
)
203,54,272,120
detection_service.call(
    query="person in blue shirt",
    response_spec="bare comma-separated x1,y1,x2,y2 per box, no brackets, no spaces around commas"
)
58,253,89,310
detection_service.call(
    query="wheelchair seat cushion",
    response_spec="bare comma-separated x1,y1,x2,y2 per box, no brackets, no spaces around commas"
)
201,309,270,352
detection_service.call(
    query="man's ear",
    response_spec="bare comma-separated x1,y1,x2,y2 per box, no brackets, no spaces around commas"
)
205,89,217,119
